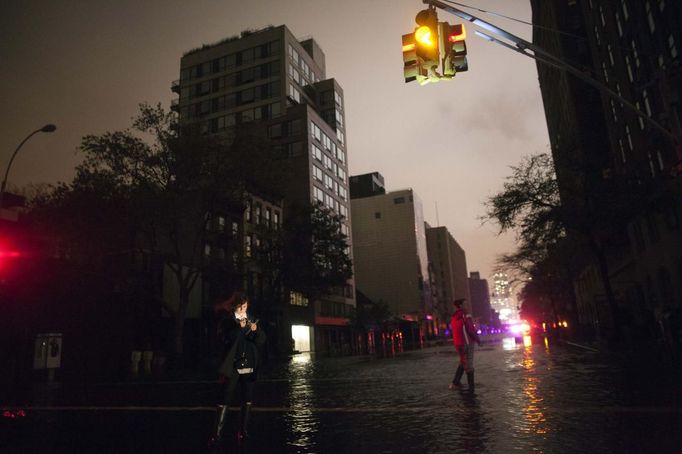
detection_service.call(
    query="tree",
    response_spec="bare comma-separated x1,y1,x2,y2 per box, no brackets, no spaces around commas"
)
484,153,625,335
28,103,282,358
282,202,353,302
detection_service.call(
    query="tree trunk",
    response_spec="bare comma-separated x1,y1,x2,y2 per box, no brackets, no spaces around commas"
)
173,290,190,357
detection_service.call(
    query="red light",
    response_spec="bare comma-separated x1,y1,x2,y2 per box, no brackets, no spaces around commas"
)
0,250,21,258
448,26,466,42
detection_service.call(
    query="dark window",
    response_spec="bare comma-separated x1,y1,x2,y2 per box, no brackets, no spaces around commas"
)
394,197,405,204
374,212,381,219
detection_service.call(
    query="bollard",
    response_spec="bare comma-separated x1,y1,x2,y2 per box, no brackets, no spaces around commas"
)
142,350,153,376
131,351,141,377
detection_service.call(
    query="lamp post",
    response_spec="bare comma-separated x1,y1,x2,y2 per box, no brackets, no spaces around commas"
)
0,124,56,214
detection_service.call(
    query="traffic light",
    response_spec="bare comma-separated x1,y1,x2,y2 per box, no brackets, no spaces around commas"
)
414,8,440,71
402,7,469,84
441,22,468,77
402,33,426,84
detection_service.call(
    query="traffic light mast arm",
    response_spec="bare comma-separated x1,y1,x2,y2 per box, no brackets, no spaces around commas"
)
422,0,678,145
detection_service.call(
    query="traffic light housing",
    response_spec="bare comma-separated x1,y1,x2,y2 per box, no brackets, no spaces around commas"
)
401,7,468,84
402,33,427,84
441,22,468,76
414,8,440,68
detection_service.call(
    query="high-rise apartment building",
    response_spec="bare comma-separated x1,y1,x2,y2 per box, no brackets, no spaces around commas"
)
468,271,492,325
532,1,681,337
491,272,516,322
350,186,433,323
425,224,470,330
172,25,355,353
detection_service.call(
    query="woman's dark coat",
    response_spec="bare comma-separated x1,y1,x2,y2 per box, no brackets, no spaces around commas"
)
217,315,266,378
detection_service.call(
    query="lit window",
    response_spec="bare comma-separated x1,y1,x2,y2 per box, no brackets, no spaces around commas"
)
631,40,640,67
313,165,323,181
642,89,652,116
599,6,606,27
669,34,678,59
312,144,323,161
625,56,634,82
645,2,655,33
625,125,634,150
245,235,252,257
615,13,623,37
636,102,645,130
621,0,629,20
648,151,657,176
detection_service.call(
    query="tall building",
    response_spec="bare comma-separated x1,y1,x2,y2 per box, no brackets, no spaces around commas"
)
491,272,516,322
425,224,470,330
172,25,355,353
350,185,432,324
468,271,492,325
532,1,682,337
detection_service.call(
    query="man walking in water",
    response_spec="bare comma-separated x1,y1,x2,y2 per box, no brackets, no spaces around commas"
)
449,298,481,394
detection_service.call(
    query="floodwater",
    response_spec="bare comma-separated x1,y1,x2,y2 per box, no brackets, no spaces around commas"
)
2,336,681,453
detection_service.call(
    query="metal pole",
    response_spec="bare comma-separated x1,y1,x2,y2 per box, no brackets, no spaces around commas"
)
0,124,56,213
422,0,677,144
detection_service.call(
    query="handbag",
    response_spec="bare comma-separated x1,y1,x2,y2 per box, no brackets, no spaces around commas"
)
235,352,254,374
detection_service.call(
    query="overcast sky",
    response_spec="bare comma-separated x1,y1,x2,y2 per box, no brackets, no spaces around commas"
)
0,0,550,285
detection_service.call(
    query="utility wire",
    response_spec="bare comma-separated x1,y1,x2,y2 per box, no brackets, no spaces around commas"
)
442,0,591,43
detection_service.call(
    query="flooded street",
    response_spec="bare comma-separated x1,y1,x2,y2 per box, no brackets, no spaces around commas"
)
2,337,681,453
255,339,681,453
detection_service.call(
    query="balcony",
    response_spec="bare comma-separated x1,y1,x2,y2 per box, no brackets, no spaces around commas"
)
171,79,180,93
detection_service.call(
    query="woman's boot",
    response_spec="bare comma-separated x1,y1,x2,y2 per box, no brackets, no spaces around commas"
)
237,402,252,442
466,371,475,394
209,405,228,445
449,365,464,389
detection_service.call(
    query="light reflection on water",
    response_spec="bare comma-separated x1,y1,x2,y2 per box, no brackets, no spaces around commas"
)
521,345,549,436
285,353,319,450
263,340,679,453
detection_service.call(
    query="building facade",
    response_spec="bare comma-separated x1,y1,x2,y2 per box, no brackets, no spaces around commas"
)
491,272,516,322
468,271,492,326
172,25,356,354
350,186,433,325
425,224,470,333
532,0,682,340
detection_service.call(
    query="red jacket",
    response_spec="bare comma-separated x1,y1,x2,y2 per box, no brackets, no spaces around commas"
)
451,308,480,346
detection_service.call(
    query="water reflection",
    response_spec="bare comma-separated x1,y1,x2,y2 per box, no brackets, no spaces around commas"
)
521,345,549,436
285,353,319,450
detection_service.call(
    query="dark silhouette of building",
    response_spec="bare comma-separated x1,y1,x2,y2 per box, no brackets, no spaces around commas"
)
349,172,386,199
468,272,492,325
532,0,682,340
425,224,470,334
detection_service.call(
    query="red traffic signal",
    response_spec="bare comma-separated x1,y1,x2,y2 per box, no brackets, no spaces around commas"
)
441,23,468,76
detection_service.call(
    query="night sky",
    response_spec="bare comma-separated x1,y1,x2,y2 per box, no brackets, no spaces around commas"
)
1,0,550,285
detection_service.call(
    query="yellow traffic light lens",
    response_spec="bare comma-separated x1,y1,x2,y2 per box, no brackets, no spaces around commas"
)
415,26,435,47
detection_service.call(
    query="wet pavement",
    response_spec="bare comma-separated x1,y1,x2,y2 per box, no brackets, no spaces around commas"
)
2,336,681,453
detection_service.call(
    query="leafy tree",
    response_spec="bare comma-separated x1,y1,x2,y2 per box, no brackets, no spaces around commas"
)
28,103,282,358
484,153,625,335
283,202,353,302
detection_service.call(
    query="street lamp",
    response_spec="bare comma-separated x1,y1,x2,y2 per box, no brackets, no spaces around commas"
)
0,124,56,213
